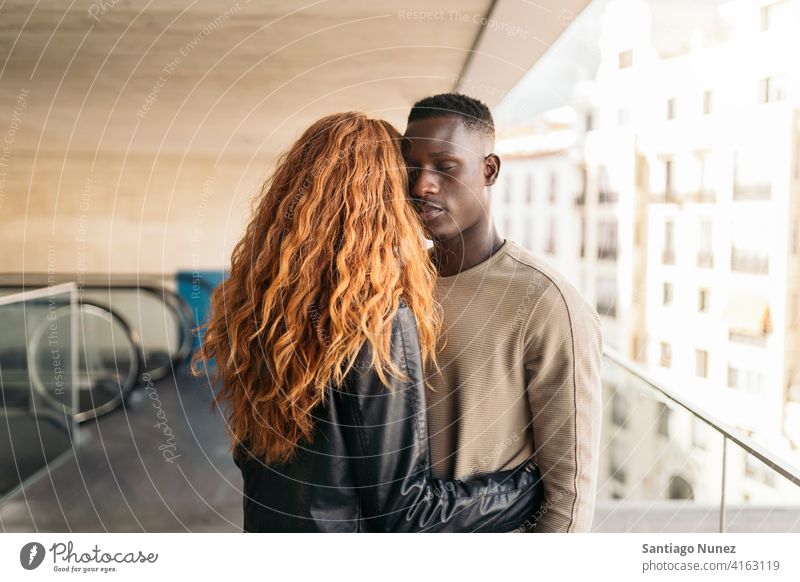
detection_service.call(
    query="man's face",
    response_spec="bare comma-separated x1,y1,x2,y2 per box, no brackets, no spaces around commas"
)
402,116,498,242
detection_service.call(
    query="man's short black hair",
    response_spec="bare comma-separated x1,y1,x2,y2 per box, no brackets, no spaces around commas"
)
407,93,495,139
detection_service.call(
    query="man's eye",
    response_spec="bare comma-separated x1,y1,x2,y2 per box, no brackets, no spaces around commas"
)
439,166,456,173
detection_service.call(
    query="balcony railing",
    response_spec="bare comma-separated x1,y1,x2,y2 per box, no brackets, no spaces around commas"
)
697,250,714,268
686,190,716,203
731,248,769,274
729,330,768,347
598,246,618,260
651,191,681,204
651,190,717,204
597,349,800,532
599,189,619,204
733,183,771,201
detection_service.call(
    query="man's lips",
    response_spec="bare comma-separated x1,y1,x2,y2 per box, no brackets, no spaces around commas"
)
415,202,445,220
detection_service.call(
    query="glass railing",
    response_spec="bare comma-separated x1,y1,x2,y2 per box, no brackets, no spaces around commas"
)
0,283,78,501
595,348,800,532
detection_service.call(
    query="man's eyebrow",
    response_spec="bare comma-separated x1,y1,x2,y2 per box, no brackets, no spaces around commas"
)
430,150,459,157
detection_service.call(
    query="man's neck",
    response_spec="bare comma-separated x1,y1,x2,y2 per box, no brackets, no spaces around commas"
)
432,221,504,277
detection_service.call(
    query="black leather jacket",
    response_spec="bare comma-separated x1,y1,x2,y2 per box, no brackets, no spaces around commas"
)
234,301,544,532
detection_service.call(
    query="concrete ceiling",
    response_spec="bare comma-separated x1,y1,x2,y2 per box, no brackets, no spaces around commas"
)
0,0,591,161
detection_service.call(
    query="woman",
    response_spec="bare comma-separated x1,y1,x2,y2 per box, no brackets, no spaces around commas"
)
191,112,543,532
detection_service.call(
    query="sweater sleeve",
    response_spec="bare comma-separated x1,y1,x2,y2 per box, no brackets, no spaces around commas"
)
523,281,603,532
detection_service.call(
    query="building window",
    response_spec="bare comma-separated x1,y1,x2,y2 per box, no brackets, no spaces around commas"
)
733,149,771,200
760,75,787,103
598,166,618,203
694,150,714,201
657,403,671,437
698,288,710,313
662,221,675,264
618,49,633,69
548,172,557,203
662,282,673,306
576,165,587,205
579,217,586,258
664,158,674,199
703,90,713,115
596,276,617,318
695,349,709,379
667,98,676,120
545,217,556,255
727,365,738,389
598,220,618,260
731,247,769,274
610,440,627,484
660,342,672,368
585,111,594,132
526,173,535,204
611,392,629,427
698,220,713,267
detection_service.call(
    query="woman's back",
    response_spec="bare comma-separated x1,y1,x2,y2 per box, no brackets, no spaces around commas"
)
235,302,543,533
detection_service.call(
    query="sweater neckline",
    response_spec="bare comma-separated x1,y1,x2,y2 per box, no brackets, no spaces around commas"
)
435,239,512,282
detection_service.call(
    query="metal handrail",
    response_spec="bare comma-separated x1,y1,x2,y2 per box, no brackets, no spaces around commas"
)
604,347,800,532
25,297,144,422
0,273,195,380
604,347,800,488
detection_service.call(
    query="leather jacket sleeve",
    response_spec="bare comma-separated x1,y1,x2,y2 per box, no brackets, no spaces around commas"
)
332,303,544,532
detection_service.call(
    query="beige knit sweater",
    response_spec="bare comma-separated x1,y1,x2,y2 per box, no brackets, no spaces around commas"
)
425,239,603,533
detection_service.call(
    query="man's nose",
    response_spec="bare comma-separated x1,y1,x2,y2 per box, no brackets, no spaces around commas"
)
412,169,439,199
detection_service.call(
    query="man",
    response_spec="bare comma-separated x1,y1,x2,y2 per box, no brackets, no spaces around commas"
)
402,93,603,533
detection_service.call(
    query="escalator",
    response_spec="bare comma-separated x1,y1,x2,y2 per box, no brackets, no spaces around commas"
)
0,276,199,500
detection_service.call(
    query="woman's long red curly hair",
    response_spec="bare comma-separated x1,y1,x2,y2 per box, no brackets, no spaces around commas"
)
190,112,441,465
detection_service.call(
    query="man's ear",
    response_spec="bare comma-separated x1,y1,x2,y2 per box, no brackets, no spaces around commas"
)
484,153,501,187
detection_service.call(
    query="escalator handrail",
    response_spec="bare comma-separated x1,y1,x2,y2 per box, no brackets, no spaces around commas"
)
0,277,194,380
26,297,143,423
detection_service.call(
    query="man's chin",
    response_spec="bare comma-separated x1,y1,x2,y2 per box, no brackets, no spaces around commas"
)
419,215,458,243
426,228,458,244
